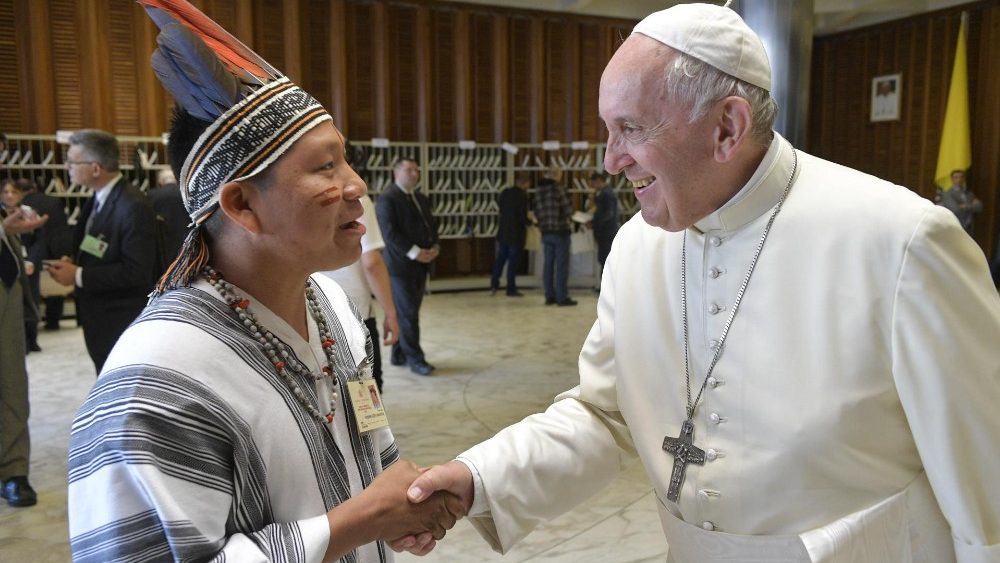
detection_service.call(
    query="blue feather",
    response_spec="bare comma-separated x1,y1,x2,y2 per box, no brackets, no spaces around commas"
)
157,22,240,109
145,6,241,121
151,50,216,121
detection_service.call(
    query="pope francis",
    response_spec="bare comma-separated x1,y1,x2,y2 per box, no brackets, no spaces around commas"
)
398,3,1000,562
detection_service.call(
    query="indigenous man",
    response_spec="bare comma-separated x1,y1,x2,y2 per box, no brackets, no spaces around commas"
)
67,2,462,561
404,4,1000,562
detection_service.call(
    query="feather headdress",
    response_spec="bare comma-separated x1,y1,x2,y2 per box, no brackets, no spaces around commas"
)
138,0,332,292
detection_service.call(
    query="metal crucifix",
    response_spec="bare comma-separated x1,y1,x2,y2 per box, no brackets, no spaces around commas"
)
662,419,706,502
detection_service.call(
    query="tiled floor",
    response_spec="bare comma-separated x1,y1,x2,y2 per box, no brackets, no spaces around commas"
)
0,288,667,562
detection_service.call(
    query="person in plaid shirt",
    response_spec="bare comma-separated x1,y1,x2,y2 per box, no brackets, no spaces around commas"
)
534,167,576,306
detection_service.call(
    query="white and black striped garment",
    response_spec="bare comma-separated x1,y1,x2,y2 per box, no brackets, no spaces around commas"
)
68,275,399,563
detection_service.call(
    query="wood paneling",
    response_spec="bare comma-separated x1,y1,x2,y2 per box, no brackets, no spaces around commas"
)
344,1,377,140
809,0,1000,254
0,0,633,144
386,2,421,141
0,1,20,132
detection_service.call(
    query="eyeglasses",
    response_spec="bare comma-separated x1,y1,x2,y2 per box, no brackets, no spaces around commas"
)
65,159,96,166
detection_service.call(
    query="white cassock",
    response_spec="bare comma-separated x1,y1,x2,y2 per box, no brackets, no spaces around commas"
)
458,134,1000,563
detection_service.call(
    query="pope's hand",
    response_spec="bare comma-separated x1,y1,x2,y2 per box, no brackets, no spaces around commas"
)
390,461,474,554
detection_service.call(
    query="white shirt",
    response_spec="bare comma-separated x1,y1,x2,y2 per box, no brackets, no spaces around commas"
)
320,196,384,317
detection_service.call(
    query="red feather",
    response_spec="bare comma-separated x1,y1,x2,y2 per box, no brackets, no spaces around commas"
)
137,0,279,82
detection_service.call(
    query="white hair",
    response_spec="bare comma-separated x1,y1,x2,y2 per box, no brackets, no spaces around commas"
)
663,51,778,146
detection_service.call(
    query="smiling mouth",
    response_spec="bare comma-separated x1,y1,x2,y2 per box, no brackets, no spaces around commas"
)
339,220,362,230
631,176,656,189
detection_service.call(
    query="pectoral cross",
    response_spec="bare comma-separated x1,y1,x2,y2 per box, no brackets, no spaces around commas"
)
662,419,705,502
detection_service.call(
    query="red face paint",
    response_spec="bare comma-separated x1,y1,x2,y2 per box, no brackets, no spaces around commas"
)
313,186,343,207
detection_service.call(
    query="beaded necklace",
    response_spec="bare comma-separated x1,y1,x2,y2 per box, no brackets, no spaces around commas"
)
204,266,341,424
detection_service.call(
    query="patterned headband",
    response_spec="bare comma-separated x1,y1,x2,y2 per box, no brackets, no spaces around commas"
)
180,78,331,224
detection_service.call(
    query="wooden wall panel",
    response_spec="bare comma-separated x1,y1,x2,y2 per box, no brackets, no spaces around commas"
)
507,16,537,143
469,12,496,142
809,0,999,253
108,0,140,135
0,0,22,132
0,0,633,145
578,23,605,142
344,1,377,140
543,19,569,141
49,0,84,130
386,3,421,141
429,7,457,141
252,0,284,73
300,0,332,111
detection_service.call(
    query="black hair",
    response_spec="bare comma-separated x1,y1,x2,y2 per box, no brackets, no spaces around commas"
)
167,107,213,181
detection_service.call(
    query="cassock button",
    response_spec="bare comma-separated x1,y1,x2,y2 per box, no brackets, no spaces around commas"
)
709,412,721,424
709,267,721,279
709,236,722,247
708,303,722,314
709,339,722,351
706,376,719,388
705,448,718,461
702,521,716,531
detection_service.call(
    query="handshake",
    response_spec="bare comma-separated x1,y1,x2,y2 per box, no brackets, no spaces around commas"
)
325,459,473,561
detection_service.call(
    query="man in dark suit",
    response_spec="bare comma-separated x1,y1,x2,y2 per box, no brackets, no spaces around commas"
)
490,172,530,296
588,172,619,270
375,158,439,376
19,179,72,332
48,129,159,374
1,205,47,507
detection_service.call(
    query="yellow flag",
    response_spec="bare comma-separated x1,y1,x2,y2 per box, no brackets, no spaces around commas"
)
934,13,971,190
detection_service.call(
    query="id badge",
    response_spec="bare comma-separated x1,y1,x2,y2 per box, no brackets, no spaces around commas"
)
80,234,108,258
347,379,389,433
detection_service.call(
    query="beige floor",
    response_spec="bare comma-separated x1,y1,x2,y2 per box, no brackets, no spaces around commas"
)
0,288,667,562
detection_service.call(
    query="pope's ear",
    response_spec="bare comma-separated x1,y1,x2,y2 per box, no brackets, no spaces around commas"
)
712,96,753,163
217,181,263,234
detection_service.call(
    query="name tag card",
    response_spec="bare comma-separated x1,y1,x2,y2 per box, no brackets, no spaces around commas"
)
348,380,389,433
80,235,108,258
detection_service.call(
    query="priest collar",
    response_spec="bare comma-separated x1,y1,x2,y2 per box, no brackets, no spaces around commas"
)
691,132,796,235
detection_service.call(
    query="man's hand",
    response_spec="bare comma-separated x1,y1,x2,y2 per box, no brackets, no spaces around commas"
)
383,314,400,345
415,248,435,263
46,257,77,287
324,459,466,561
389,461,475,554
2,208,48,234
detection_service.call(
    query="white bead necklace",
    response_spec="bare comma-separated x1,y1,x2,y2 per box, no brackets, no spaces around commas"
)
205,266,341,424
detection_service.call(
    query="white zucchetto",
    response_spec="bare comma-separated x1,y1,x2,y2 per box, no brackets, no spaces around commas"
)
633,2,772,92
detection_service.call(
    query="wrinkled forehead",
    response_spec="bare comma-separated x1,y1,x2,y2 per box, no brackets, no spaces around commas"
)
602,36,678,102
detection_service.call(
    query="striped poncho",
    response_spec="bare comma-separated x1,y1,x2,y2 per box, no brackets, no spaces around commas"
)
68,275,398,562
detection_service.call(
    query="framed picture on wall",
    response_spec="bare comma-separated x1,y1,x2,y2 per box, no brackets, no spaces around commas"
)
871,73,901,122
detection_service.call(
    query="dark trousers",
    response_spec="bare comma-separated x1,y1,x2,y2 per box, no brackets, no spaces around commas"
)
490,242,522,294
0,280,30,480
389,274,427,366
542,232,570,302
595,234,614,268
364,317,383,391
